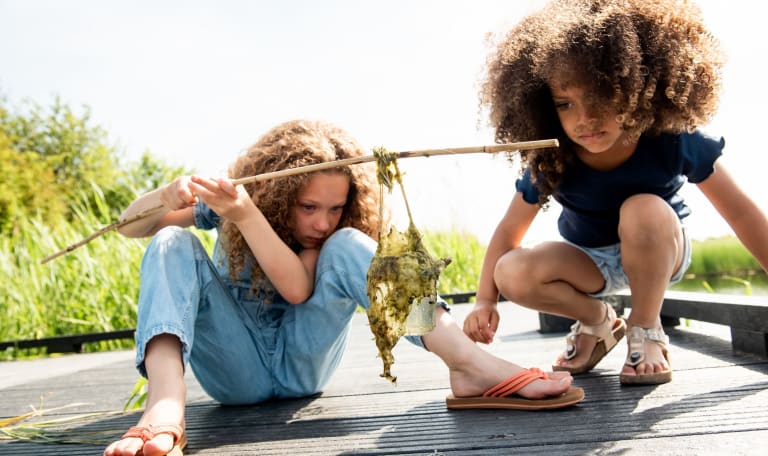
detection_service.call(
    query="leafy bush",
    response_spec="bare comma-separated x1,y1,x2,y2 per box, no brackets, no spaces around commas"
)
0,95,189,235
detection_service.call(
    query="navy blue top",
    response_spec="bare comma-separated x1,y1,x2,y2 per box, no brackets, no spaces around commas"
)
515,131,725,247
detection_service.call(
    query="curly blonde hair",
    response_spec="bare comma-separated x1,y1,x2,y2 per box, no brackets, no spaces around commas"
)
481,0,725,204
220,119,381,292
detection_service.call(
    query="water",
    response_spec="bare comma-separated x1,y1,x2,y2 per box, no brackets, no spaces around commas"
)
671,272,768,296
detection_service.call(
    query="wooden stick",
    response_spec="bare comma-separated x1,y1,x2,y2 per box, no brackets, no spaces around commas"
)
40,205,167,264
231,139,557,186
40,138,558,264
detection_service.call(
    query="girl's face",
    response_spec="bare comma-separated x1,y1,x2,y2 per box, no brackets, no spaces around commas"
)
550,81,627,155
289,172,350,249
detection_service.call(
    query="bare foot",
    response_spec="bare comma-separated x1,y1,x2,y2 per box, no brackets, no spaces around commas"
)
448,352,573,399
620,338,670,376
105,335,187,456
104,392,186,456
552,303,624,373
553,334,599,371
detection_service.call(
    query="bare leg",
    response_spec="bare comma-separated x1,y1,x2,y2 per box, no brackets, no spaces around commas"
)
619,195,683,376
423,308,573,398
493,241,609,371
104,334,186,456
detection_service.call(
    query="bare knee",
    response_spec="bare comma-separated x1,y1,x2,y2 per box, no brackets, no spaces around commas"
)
493,249,536,303
619,194,679,248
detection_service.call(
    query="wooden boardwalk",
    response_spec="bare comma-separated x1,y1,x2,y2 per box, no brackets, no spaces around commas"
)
2,302,768,455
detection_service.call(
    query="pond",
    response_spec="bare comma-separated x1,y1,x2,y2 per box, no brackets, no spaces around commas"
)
671,272,768,296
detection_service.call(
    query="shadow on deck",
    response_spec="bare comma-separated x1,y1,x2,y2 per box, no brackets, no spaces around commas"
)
2,299,768,455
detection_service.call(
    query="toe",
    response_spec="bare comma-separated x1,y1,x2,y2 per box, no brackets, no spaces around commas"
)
142,434,176,456
548,371,572,381
105,437,144,456
621,364,637,376
519,373,573,399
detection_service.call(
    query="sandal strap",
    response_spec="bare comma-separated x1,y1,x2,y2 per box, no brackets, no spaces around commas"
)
121,423,184,444
483,368,548,398
563,302,619,360
625,326,669,367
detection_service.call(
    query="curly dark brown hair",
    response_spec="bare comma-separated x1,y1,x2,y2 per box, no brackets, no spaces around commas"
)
220,119,382,292
481,0,725,204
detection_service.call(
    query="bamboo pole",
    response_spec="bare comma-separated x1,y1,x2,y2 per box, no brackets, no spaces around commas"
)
40,139,558,264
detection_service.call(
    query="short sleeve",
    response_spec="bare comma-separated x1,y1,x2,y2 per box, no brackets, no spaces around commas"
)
681,131,725,184
193,202,221,230
515,168,541,204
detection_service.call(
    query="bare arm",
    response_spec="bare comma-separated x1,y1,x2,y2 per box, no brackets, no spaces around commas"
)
697,160,768,272
464,192,539,343
117,176,197,238
189,176,315,304
476,192,540,305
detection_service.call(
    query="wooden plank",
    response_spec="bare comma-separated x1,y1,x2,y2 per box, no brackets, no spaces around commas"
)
2,304,767,455
614,290,768,357
0,330,135,353
620,290,768,332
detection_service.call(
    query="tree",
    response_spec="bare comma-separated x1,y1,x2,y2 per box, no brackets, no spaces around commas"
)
0,94,190,233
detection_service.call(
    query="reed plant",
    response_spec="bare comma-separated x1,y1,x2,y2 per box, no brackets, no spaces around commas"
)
686,236,762,276
1,205,145,359
5,212,766,361
0,189,213,360
422,228,485,296
673,236,767,296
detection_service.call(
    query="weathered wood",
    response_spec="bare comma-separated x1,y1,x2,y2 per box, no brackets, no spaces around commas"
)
457,288,768,358
2,303,768,455
612,290,768,357
0,329,135,353
538,313,576,333
8,290,763,357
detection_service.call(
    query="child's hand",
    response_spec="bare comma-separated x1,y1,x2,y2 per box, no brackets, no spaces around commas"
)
189,176,255,223
463,300,500,344
160,176,198,210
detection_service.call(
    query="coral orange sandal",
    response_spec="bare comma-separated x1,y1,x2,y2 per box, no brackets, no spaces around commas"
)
120,423,187,456
445,368,585,410
619,326,672,385
553,301,626,374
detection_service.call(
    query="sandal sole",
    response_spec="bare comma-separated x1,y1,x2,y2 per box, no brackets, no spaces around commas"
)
553,321,626,375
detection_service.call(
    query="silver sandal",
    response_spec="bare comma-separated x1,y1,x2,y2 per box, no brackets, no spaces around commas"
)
619,326,672,385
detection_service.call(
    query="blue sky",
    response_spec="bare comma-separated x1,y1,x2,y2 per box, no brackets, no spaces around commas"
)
1,0,765,243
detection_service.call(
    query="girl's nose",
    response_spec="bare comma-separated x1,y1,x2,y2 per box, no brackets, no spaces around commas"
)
580,105,598,122
314,214,331,232
581,101,603,123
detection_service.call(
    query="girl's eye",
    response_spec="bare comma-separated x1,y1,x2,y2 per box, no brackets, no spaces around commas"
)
302,204,316,211
554,101,571,110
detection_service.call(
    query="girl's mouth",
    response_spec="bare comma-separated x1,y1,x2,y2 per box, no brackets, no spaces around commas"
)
579,131,604,143
305,237,324,247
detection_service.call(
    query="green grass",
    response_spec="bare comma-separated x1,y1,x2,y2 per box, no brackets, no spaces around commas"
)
1,212,146,359
0,193,214,360
422,228,485,296
672,235,767,296
3,207,765,361
686,236,762,276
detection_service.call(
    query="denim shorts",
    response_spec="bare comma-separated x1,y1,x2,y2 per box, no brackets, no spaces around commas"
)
564,226,692,298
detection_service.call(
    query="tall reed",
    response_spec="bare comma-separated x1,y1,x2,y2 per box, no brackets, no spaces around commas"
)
422,228,485,296
1,210,146,358
0,190,213,359
686,236,762,276
4,213,765,361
